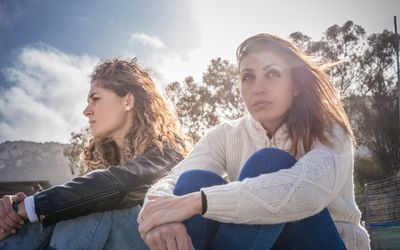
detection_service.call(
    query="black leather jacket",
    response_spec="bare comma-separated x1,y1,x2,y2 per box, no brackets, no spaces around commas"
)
33,146,183,227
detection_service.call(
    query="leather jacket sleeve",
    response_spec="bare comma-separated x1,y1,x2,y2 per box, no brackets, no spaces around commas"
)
34,146,183,227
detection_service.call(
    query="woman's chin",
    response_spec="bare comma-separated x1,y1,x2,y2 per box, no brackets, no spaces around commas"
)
251,113,275,124
90,130,108,139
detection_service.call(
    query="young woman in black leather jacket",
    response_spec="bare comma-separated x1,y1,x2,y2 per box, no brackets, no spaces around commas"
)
0,58,191,249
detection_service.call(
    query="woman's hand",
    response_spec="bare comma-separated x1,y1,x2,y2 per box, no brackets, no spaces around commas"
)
0,192,27,235
138,192,202,238
143,222,194,250
0,230,11,241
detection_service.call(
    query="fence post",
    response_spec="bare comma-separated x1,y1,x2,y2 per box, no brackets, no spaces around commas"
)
364,183,370,228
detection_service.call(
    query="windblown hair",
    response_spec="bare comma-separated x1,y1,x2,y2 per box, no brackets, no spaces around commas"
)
236,33,354,157
80,58,191,174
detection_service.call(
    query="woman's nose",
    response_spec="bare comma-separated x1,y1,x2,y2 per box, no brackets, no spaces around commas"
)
253,78,268,94
83,105,92,117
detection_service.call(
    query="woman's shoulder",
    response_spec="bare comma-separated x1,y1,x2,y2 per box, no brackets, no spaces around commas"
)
329,123,352,145
312,123,353,153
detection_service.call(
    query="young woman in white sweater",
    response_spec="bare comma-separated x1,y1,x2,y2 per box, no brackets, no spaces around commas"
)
138,33,371,250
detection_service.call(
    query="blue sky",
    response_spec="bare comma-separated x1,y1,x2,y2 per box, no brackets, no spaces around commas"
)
0,0,398,143
0,0,198,83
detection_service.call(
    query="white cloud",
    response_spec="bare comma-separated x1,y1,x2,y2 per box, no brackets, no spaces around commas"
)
130,32,165,49
143,49,211,87
0,39,206,144
0,43,99,143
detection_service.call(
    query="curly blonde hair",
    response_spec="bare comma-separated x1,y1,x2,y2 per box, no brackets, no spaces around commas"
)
79,58,191,174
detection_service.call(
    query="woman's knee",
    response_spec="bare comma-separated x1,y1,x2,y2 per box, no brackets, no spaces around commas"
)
240,148,297,180
273,208,345,249
174,170,226,196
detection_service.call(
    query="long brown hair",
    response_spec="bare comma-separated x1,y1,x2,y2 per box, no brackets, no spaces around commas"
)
236,33,353,156
80,58,192,174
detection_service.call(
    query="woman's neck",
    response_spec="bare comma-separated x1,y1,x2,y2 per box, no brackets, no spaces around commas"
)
262,120,285,139
112,113,133,150
113,136,125,150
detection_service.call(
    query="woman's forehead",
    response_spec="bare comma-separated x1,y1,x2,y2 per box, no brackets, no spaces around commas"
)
88,82,112,97
239,51,289,69
89,82,103,92
90,79,112,91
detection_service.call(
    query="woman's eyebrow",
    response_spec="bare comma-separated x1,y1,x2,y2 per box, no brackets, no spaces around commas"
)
240,63,284,74
240,68,254,74
262,63,282,71
87,92,100,102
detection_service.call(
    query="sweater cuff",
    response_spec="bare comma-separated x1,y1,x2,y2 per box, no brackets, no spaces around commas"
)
200,184,240,222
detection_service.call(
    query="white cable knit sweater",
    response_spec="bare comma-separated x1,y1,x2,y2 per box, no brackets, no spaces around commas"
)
146,115,370,250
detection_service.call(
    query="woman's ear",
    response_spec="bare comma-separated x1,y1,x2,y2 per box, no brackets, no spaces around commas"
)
124,93,134,111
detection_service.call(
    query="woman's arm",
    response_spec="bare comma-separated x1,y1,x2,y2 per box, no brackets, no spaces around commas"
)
32,146,182,227
201,128,353,224
140,127,353,232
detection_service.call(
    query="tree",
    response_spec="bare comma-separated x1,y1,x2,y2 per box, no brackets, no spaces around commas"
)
165,58,245,142
291,22,399,183
351,30,400,178
63,127,89,175
290,21,366,97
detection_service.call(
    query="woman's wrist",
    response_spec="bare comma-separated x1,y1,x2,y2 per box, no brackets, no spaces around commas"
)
185,192,203,216
15,201,28,220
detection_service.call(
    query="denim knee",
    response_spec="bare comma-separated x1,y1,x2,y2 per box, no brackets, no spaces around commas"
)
239,148,297,180
174,170,226,196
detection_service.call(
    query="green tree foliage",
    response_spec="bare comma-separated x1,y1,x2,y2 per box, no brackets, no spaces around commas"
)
165,58,245,141
354,156,384,194
350,30,400,179
290,21,366,97
63,127,89,175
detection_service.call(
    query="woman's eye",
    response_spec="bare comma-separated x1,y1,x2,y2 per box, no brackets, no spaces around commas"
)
92,97,100,102
266,69,281,79
241,73,254,82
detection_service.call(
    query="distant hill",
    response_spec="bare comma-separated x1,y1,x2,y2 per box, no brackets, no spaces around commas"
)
0,141,76,185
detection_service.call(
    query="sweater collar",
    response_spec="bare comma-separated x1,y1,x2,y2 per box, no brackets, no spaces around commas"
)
247,115,289,144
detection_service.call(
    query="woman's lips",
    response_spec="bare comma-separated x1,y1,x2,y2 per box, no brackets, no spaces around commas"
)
252,100,273,109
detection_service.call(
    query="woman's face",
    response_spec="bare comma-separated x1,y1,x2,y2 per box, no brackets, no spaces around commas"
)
239,49,295,132
83,81,133,140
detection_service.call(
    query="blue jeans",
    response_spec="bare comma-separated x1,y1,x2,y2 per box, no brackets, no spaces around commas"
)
174,148,347,250
0,206,148,250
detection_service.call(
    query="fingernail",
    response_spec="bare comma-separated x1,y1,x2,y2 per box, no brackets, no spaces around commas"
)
11,229,16,234
0,229,4,233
